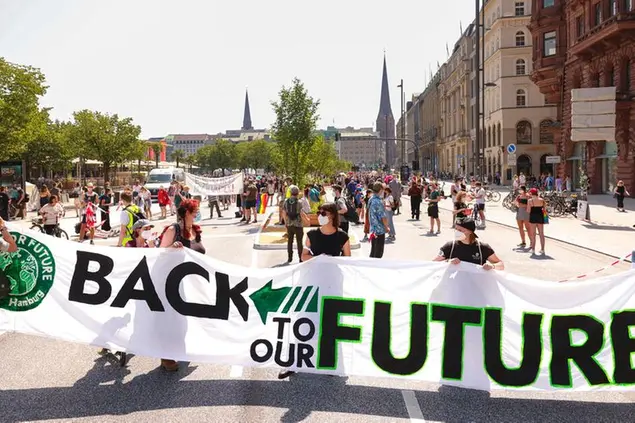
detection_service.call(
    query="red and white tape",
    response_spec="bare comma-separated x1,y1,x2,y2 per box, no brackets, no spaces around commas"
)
558,253,633,283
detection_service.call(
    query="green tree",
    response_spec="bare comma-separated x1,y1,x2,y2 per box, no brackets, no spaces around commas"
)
305,136,340,178
271,78,320,186
23,112,74,177
235,140,273,171
0,58,48,160
171,149,184,168
151,143,161,168
70,110,142,183
195,139,237,171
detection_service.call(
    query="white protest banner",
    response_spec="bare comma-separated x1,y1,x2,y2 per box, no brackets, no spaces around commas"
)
185,173,243,197
1,227,635,392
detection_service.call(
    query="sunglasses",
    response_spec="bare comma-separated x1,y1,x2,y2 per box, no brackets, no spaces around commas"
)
317,211,329,217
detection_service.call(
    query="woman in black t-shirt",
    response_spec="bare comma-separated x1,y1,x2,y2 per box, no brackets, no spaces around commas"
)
433,218,504,270
302,202,351,261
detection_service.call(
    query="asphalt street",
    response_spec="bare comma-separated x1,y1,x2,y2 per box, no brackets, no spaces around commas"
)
1,198,634,422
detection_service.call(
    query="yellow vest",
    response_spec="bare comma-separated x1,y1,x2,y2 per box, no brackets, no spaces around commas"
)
121,204,141,246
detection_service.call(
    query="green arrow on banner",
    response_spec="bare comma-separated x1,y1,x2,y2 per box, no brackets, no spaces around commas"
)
250,280,292,324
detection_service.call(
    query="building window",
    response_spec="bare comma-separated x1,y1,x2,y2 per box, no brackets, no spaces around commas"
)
543,0,555,7
540,120,555,144
591,73,600,87
543,31,557,56
576,16,585,38
515,2,525,15
594,2,602,26
626,0,634,11
626,60,632,91
607,67,615,86
515,31,526,46
516,120,532,144
516,59,527,75
516,89,527,106
610,0,617,16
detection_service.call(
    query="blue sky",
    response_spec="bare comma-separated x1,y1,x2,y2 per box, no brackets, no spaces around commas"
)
1,0,477,138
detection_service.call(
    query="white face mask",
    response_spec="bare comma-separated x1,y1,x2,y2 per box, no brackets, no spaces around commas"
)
141,230,153,240
317,214,330,226
454,230,466,241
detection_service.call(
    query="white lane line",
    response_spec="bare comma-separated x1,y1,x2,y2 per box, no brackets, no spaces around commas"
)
229,224,260,379
229,365,243,378
401,390,426,422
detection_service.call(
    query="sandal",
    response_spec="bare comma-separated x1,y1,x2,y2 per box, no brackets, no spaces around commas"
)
161,359,179,372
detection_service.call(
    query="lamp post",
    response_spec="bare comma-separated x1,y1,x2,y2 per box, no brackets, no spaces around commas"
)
397,79,405,166
474,0,482,180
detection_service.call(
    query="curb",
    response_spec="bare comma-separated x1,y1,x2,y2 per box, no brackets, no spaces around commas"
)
402,194,633,263
252,211,361,251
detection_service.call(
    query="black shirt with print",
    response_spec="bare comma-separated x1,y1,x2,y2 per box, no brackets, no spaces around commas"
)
439,241,495,266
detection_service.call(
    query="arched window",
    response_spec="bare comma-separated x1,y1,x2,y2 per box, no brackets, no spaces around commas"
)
497,123,502,146
605,66,615,87
516,59,526,75
517,154,532,176
516,89,527,106
515,31,526,47
540,120,554,144
516,120,532,144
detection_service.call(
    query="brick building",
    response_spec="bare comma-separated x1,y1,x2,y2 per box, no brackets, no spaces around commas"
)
529,0,635,194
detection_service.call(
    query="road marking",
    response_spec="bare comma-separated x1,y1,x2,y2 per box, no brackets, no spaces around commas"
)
228,224,261,379
229,365,243,378
401,390,426,422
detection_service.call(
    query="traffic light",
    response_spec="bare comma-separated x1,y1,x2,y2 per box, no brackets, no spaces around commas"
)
412,160,420,171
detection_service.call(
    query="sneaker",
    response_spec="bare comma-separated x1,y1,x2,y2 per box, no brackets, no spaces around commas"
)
278,370,295,379
90,240,94,245
539,250,545,255
517,243,526,247
160,359,179,372
98,348,110,356
436,230,441,235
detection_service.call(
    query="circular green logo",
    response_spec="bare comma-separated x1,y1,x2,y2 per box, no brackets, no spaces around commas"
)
0,232,56,312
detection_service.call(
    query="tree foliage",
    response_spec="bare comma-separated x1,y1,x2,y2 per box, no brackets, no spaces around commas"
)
70,110,142,182
171,149,184,168
271,78,319,186
195,139,237,171
0,58,48,161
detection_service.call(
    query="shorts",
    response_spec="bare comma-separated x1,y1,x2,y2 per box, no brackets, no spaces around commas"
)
427,206,439,218
476,204,485,211
245,200,257,209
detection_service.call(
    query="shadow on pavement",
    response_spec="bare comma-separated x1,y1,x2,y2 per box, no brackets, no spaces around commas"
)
582,223,635,232
1,373,631,423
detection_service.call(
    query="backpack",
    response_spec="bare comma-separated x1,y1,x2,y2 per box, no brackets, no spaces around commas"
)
338,197,359,223
285,198,300,220
124,205,146,234
156,223,182,247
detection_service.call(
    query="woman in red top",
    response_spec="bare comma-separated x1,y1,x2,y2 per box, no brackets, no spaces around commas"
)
157,186,170,219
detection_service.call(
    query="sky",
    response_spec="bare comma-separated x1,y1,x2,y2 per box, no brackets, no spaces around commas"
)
1,0,477,138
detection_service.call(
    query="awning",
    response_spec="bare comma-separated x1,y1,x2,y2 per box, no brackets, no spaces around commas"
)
593,154,617,159
566,156,582,161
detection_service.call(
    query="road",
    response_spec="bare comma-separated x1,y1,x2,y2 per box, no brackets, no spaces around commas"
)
1,198,634,423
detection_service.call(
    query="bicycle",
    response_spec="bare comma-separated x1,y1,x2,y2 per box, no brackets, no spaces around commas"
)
485,189,501,202
463,203,483,227
30,217,69,239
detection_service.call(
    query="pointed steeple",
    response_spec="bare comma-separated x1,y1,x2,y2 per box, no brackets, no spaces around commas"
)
242,89,253,131
377,54,393,120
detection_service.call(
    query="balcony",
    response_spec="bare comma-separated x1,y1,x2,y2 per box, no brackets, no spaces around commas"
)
570,12,635,59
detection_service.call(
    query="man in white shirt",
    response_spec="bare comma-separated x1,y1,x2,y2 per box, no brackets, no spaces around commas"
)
474,182,486,228
39,195,65,236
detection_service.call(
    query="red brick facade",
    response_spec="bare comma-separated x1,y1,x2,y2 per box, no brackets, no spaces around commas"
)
529,0,635,194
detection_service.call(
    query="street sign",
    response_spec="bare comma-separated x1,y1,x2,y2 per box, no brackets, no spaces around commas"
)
546,156,561,164
507,144,517,154
507,153,517,166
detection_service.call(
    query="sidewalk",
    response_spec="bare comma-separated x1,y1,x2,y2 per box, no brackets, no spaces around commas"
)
403,186,635,260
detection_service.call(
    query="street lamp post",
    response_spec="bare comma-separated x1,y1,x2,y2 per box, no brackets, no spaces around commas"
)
397,79,405,166
474,0,482,180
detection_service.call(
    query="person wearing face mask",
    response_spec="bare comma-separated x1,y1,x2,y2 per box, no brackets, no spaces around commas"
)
125,219,156,248
515,185,531,248
302,202,351,262
433,218,504,270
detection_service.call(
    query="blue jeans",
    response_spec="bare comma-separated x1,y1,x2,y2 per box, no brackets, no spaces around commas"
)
386,209,396,238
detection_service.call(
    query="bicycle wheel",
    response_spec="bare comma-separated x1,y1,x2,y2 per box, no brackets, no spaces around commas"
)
490,191,501,202
30,225,45,233
56,229,69,240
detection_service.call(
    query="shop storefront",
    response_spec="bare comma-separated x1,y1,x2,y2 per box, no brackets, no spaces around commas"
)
567,142,585,190
0,161,25,188
598,141,618,194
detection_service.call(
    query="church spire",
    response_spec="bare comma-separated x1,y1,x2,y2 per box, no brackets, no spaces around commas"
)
242,89,253,131
377,54,393,120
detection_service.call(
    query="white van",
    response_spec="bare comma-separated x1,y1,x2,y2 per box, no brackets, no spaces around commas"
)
145,168,185,200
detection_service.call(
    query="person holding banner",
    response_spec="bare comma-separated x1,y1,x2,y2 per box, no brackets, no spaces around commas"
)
157,199,204,372
0,217,17,253
125,219,156,248
434,218,504,270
